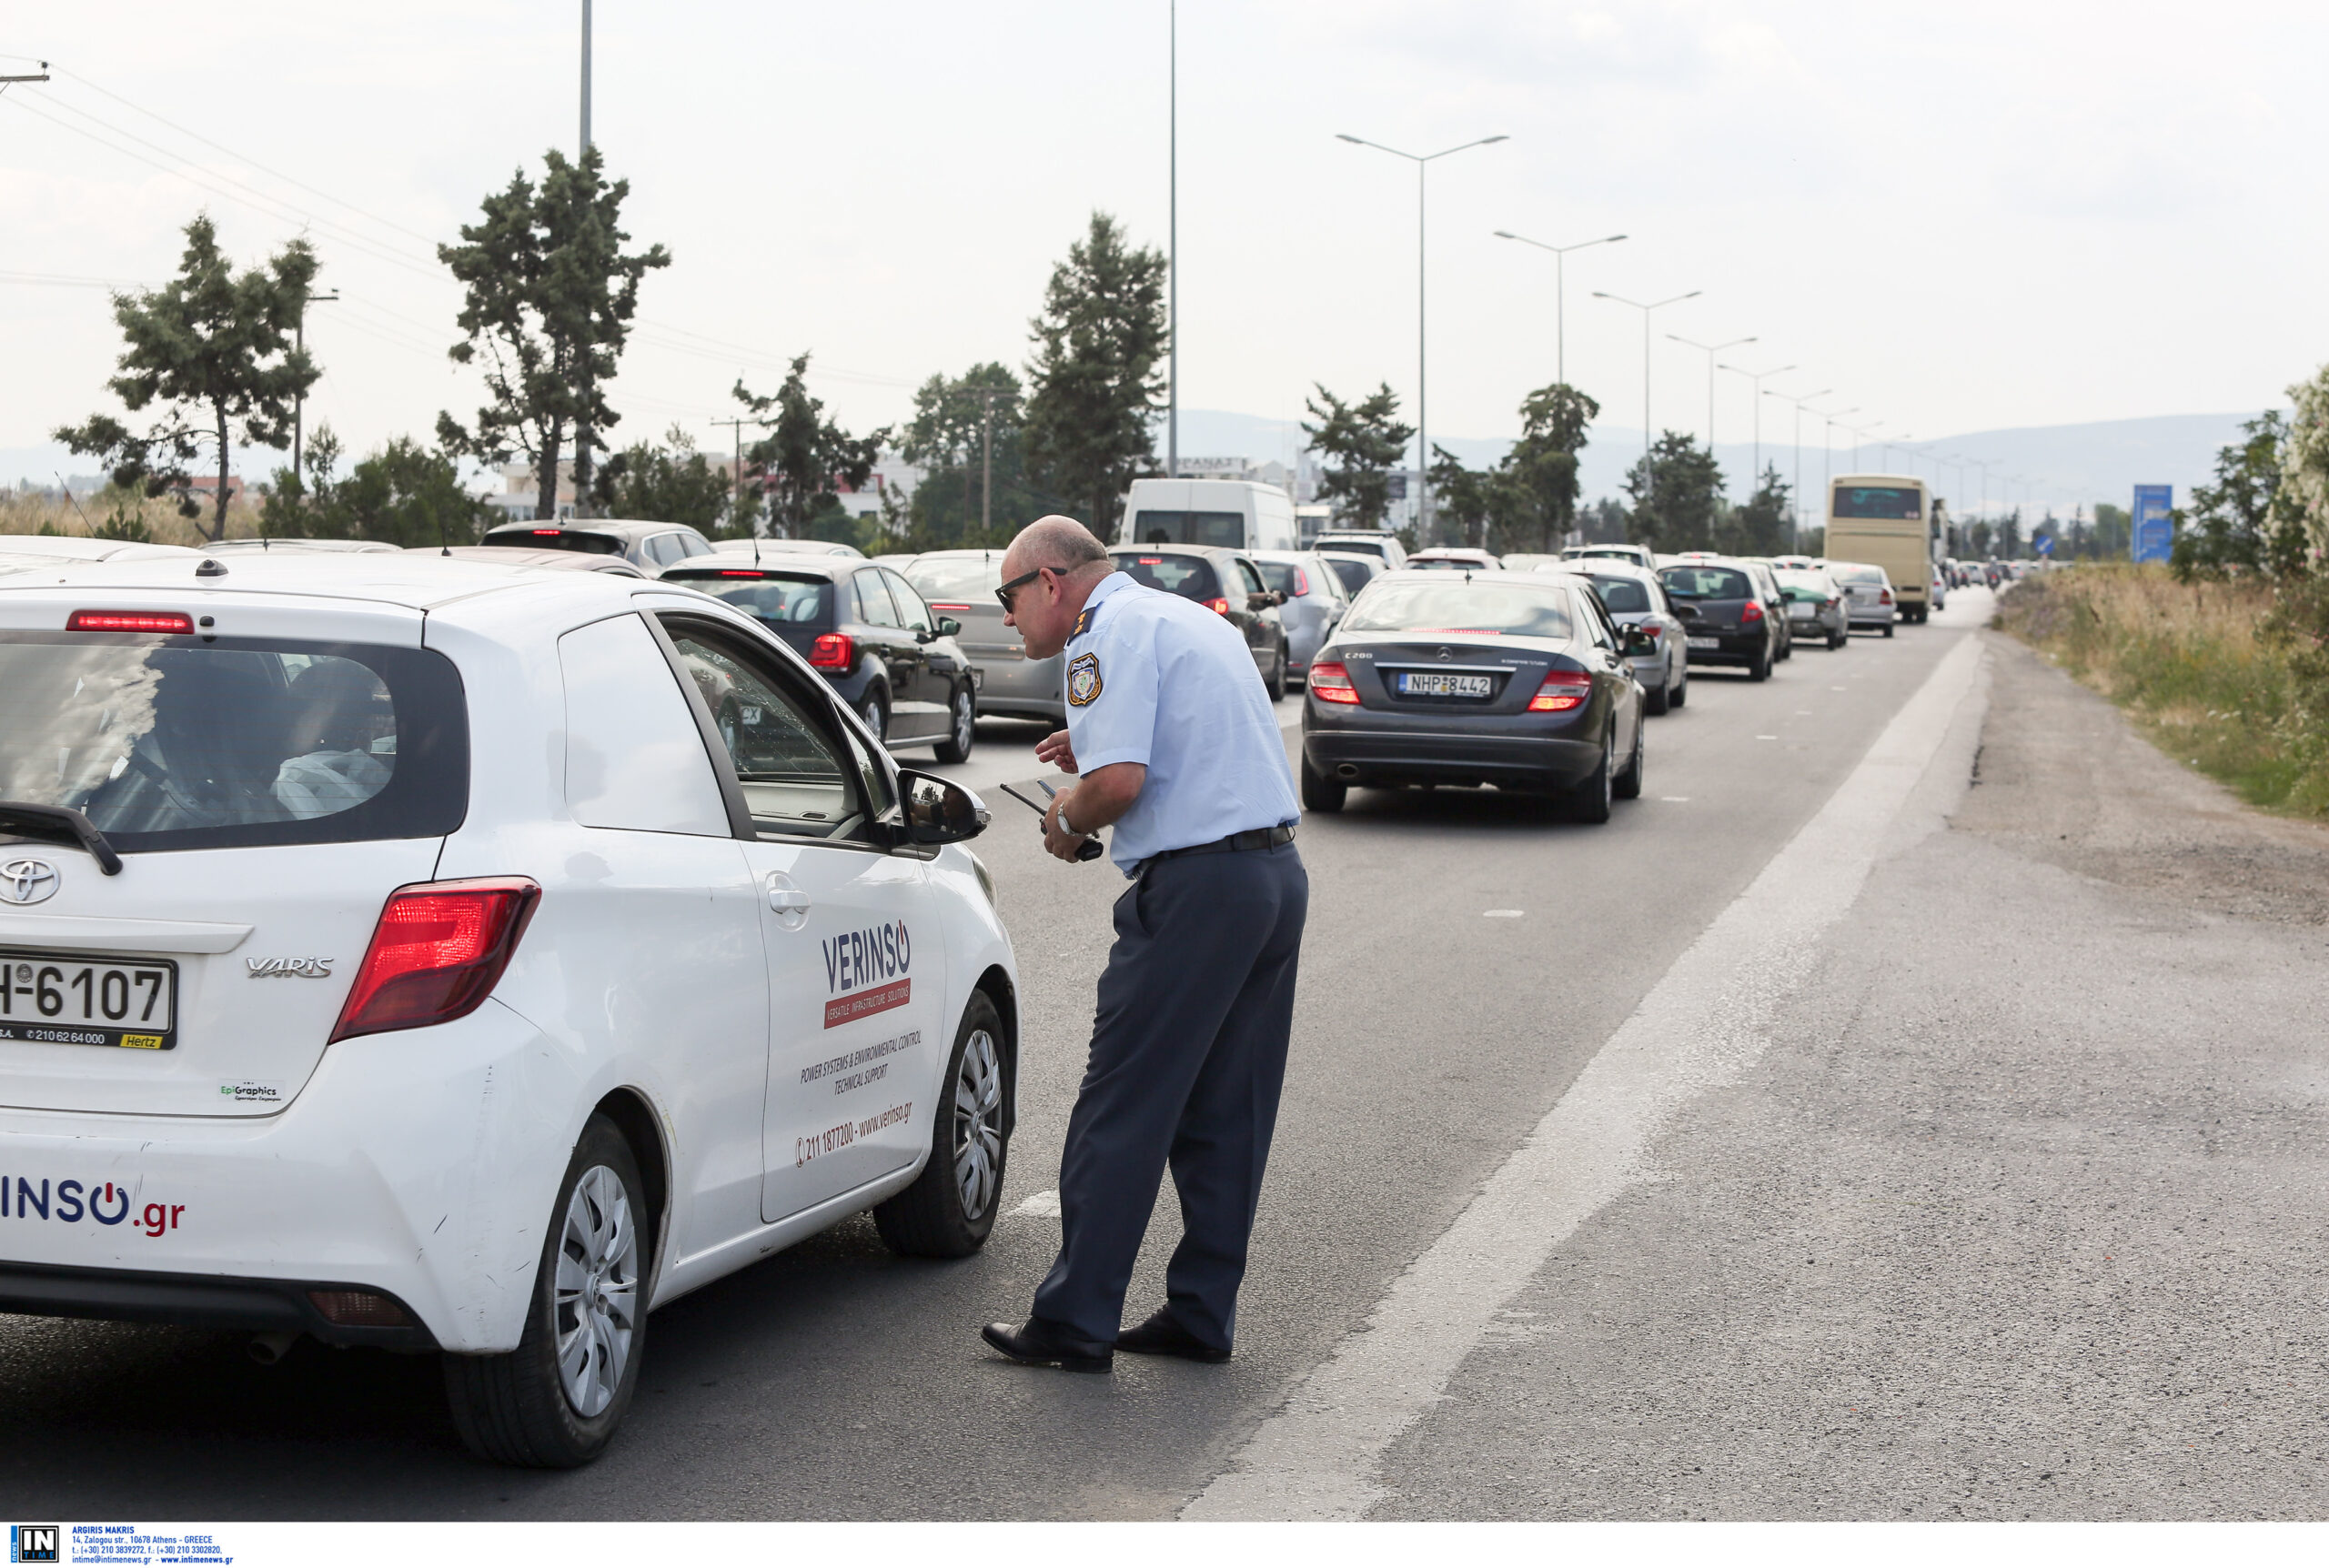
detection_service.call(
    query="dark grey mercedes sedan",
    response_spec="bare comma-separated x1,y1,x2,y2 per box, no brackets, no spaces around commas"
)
1299,571,1650,823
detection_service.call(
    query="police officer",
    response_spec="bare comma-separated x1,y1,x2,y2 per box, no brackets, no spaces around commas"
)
981,516,1306,1373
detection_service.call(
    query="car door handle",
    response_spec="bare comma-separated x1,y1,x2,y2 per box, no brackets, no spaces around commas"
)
765,872,812,930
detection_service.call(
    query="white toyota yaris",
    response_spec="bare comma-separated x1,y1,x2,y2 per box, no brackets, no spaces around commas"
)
0,551,1017,1466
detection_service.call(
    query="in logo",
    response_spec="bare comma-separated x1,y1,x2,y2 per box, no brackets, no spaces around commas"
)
0,859,58,907
10,1525,58,1564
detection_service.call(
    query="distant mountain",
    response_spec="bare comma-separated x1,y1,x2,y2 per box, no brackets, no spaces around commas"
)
1158,407,2273,515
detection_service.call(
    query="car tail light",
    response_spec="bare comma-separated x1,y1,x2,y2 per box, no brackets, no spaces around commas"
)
809,632,855,670
67,610,195,634
1879,588,1893,605
330,878,541,1043
717,568,767,578
1293,568,1310,596
1138,557,1165,564
1741,598,1765,625
1528,669,1592,712
1308,660,1361,703
308,1290,410,1327
1205,597,1232,615
1826,596,1840,608
1637,622,1662,638
530,528,562,537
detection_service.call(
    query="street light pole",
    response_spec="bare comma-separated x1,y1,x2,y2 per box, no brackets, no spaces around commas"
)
1813,405,1857,536
1167,0,1177,480
1338,132,1508,541
1592,289,1701,460
1666,334,1754,460
1493,229,1625,386
1762,387,1830,544
1717,359,1793,489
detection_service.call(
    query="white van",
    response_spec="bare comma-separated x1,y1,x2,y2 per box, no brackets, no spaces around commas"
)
1118,479,1297,553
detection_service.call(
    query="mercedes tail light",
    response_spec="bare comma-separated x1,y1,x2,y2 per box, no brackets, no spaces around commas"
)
1528,669,1593,712
68,610,194,634
1205,597,1232,615
1308,661,1361,704
330,878,540,1043
1741,598,1765,625
809,632,855,670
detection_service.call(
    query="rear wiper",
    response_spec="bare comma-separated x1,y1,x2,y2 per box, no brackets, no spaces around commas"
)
0,801,125,876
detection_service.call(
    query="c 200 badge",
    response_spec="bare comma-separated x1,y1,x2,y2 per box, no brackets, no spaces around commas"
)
1066,652,1103,707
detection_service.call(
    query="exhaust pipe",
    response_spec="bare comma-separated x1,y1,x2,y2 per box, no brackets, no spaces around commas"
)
1336,764,1359,779
247,1332,299,1366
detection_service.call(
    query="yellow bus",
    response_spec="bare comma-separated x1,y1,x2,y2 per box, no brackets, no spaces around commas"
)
1825,473,1935,624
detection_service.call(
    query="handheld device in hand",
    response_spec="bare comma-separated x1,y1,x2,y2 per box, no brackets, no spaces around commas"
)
999,779,1106,861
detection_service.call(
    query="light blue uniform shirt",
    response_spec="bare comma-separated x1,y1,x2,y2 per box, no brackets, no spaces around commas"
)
1063,570,1299,874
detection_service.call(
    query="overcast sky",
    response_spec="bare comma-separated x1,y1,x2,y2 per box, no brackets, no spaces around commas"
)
5,0,2324,496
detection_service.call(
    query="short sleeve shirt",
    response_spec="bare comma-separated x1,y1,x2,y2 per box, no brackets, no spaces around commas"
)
1064,570,1299,874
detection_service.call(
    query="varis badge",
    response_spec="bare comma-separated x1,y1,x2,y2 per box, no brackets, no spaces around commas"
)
1067,652,1103,707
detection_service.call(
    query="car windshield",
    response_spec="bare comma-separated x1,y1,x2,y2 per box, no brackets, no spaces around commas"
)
1585,576,1652,613
1404,558,1482,571
0,634,465,851
1113,554,1221,600
1342,580,1572,639
902,556,1002,601
670,572,832,624
1659,566,1754,599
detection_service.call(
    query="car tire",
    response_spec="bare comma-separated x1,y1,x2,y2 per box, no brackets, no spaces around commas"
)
1748,649,1771,682
1300,753,1346,813
858,688,888,742
1265,648,1288,702
443,1115,649,1470
932,684,975,764
873,992,1008,1258
1828,628,1846,650
1568,729,1614,824
1669,671,1687,708
1882,621,1895,638
1645,675,1670,717
1614,718,1644,800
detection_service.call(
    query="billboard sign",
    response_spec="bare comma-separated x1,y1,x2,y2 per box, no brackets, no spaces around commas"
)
2132,485,2173,563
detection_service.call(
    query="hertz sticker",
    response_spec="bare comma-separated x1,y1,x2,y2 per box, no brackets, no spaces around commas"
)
119,1035,165,1050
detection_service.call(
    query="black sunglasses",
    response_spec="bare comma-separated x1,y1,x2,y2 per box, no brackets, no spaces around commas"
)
995,566,1044,611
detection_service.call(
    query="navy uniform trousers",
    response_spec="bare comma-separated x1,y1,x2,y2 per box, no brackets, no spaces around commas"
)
1031,838,1308,1352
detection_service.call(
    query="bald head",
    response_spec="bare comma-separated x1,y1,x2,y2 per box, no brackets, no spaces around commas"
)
1003,515,1111,578
1000,515,1116,658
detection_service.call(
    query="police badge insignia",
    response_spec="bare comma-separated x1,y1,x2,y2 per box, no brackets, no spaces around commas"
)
1066,652,1103,707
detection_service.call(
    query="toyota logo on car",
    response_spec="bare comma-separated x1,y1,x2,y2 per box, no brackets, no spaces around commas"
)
0,858,59,906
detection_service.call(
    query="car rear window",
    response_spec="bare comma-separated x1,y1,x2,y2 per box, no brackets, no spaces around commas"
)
483,525,624,556
1831,563,1886,584
1255,560,1304,596
1775,570,1834,597
1831,486,1922,520
1323,558,1375,597
1133,510,1245,548
1659,566,1754,599
1114,553,1222,601
0,633,466,853
1317,538,1387,559
903,557,1002,602
1585,576,1651,613
666,570,832,626
1341,580,1572,639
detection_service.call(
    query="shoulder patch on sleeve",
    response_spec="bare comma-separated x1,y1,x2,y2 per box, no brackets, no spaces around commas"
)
1072,607,1092,639
1066,651,1103,707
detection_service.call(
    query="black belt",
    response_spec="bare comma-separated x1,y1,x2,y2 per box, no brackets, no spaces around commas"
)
1148,824,1296,863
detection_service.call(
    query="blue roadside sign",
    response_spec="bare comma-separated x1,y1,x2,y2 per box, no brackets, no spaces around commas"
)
2132,485,2173,562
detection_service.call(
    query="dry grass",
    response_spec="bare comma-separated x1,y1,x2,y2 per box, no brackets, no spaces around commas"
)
1995,564,2329,817
0,489,267,546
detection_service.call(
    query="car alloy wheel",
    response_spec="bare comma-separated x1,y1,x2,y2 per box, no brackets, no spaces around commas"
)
553,1164,640,1420
953,1025,1004,1221
860,691,887,741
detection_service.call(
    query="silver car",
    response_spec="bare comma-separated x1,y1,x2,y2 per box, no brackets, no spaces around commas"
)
1316,550,1389,602
1774,567,1849,649
895,548,1065,721
1558,561,1689,714
1827,561,1898,637
1251,549,1349,684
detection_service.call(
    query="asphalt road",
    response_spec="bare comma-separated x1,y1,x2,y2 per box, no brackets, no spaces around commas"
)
4,587,2139,1520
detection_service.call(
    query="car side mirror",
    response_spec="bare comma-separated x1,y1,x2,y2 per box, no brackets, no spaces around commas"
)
1621,626,1657,655
895,769,989,845
934,617,961,638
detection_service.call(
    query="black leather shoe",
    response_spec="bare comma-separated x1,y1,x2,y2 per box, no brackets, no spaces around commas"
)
1114,1307,1231,1363
981,1318,1114,1373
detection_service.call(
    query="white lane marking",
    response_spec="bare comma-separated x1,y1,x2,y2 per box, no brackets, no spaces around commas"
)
1007,1189,1061,1220
1658,796,1689,802
1481,910,1524,918
1756,734,1779,740
1185,633,1985,1521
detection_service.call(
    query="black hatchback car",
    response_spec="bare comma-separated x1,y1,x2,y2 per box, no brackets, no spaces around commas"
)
1106,545,1293,699
1301,572,1649,822
659,557,979,760
1658,559,1782,681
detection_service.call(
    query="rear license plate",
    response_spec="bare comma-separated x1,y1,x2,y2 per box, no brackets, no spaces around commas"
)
0,949,177,1050
1687,637,1720,650
1396,672,1492,699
